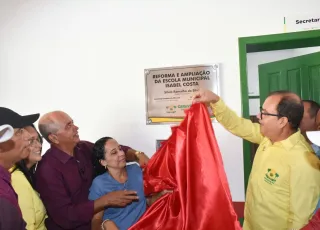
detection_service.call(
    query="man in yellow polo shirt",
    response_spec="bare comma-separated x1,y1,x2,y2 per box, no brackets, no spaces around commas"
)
193,89,320,230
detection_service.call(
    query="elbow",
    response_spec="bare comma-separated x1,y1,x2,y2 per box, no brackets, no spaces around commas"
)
60,205,93,229
25,221,36,230
54,217,76,229
50,212,86,229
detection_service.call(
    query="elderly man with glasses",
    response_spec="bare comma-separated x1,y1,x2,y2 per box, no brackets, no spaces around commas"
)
0,107,40,230
192,89,320,230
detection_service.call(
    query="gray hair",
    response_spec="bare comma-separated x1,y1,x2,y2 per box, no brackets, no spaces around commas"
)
38,120,60,143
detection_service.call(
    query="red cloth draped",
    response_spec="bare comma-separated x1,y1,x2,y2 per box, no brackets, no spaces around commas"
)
301,210,320,230
129,103,241,230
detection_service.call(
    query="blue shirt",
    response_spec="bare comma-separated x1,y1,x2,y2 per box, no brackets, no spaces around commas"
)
89,163,146,230
312,143,320,158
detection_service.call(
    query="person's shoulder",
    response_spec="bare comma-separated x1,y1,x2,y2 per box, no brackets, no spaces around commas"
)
36,155,55,171
90,173,114,195
303,151,320,170
11,169,29,184
288,150,320,174
11,168,23,175
91,173,111,186
285,137,313,157
126,162,142,173
10,172,33,199
38,147,58,165
78,141,94,149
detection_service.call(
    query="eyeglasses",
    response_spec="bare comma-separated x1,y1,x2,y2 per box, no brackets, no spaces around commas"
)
259,107,283,120
14,128,43,146
29,137,42,146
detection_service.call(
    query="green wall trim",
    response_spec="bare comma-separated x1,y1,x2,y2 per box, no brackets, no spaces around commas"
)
238,29,320,199
247,36,320,53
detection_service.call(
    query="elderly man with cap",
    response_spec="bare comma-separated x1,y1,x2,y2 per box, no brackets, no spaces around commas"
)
0,107,40,230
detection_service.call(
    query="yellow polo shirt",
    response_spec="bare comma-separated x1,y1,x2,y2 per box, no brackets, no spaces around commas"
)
10,167,47,230
211,99,320,230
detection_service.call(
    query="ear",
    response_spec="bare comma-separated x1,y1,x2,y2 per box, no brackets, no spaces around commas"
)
48,133,59,144
279,117,289,128
99,159,107,167
316,111,320,130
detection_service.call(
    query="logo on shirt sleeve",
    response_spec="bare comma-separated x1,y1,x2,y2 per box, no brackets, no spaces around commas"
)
264,168,279,185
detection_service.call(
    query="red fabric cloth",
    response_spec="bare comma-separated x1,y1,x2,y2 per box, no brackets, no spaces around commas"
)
301,210,320,230
129,103,241,230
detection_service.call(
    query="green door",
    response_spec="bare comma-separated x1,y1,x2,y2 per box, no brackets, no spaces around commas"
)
259,51,320,104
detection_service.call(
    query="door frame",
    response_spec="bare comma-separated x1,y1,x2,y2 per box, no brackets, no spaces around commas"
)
238,29,320,195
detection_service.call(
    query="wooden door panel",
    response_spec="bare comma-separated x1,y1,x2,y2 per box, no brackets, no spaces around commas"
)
259,51,320,102
251,51,320,163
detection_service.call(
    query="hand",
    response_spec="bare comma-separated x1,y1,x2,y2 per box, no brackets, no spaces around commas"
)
102,190,139,207
158,190,173,197
192,89,220,104
148,190,173,206
135,151,149,167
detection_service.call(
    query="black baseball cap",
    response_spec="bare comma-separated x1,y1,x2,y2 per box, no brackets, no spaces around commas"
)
0,107,40,129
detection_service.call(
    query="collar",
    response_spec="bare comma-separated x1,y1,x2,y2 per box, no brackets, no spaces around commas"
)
0,165,11,183
49,145,74,164
274,130,311,151
8,165,17,173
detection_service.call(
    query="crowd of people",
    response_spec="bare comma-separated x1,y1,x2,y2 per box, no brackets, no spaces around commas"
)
0,89,319,230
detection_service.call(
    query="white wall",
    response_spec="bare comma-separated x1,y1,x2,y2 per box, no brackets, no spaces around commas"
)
0,0,319,202
294,46,320,56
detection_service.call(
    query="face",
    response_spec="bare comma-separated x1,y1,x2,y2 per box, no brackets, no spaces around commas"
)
0,128,32,168
24,126,42,166
316,110,320,130
100,139,126,170
257,95,289,139
49,112,80,147
299,102,318,134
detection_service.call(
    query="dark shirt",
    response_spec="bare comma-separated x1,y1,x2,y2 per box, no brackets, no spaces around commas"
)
35,141,130,230
0,165,26,230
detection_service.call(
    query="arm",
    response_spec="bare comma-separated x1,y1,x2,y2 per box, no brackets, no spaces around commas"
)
0,197,26,230
11,171,36,230
210,99,263,144
35,165,108,229
121,145,150,166
146,193,162,207
146,190,173,207
91,211,103,230
288,163,320,229
85,141,149,165
102,220,119,230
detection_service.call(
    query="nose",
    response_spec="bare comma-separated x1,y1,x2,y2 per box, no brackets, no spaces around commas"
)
74,125,79,131
256,113,261,121
119,150,125,157
36,140,42,149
